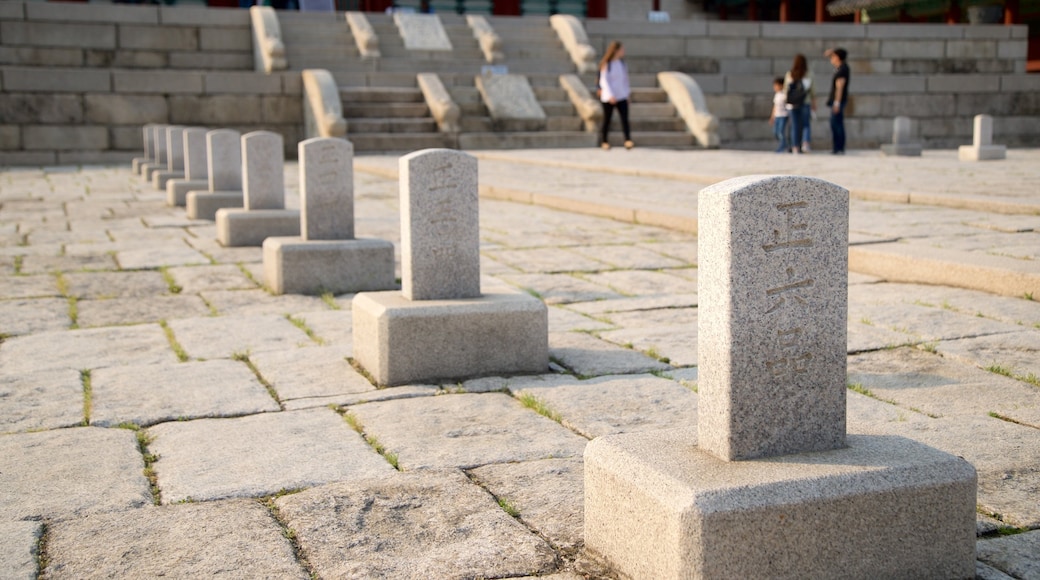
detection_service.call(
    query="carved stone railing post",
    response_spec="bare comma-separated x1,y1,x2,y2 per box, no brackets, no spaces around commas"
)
417,73,461,134
346,11,381,59
559,74,602,132
302,69,348,140
466,15,503,64
250,6,287,73
549,14,596,74
657,71,720,149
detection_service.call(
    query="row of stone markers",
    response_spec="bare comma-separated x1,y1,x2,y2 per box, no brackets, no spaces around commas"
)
881,113,1006,160
131,126,978,577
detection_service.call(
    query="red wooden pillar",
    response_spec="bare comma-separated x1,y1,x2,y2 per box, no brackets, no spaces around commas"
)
815,0,825,22
853,9,861,23
1004,0,1020,25
748,0,757,21
779,0,789,23
493,0,521,15
586,0,607,18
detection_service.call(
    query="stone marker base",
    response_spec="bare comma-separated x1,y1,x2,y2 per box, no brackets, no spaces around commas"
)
958,144,1006,161
584,429,977,580
352,291,548,387
131,157,147,175
142,163,162,182
262,237,396,295
186,191,243,221
216,208,301,247
881,143,922,157
153,170,184,191
166,179,208,207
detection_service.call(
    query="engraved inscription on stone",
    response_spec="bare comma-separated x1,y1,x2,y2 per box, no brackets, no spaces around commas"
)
400,149,480,301
300,137,354,241
207,129,242,192
242,131,284,211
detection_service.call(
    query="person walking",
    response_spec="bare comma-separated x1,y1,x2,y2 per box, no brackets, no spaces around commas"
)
598,41,633,151
825,47,850,154
769,77,790,153
783,54,810,154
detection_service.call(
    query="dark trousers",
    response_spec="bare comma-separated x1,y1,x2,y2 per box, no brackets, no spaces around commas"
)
788,105,808,151
601,99,631,144
830,103,846,153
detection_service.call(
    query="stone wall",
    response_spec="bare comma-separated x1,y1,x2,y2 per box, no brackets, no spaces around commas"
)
0,2,302,165
586,20,1040,149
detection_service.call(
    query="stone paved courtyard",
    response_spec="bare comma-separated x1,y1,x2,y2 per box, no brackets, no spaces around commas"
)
1,148,1039,579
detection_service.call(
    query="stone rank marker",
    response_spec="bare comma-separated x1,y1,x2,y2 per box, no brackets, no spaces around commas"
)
186,129,245,221
881,116,922,157
584,175,977,580
166,127,210,208
263,137,395,295
959,114,1006,161
132,123,156,176
142,124,169,183
153,126,186,191
352,148,547,387
215,131,300,247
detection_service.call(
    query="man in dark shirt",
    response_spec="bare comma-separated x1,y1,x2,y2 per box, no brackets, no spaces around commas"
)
825,48,850,155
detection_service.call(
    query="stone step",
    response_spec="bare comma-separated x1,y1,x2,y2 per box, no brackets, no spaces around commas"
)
546,116,583,132
343,102,430,118
534,86,566,101
348,132,454,152
461,117,493,132
631,88,668,103
458,131,596,150
459,102,488,116
628,103,677,118
607,117,688,132
379,46,485,60
341,87,424,103
602,131,696,148
348,117,438,133
541,102,575,116
377,59,490,74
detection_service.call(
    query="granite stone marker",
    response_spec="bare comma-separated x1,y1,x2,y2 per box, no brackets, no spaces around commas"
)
132,123,155,176
186,129,245,221
215,131,299,247
584,175,977,579
143,125,168,183
881,116,922,157
263,137,395,295
958,114,1006,161
153,126,186,190
699,175,847,461
352,148,548,386
166,127,210,208
401,149,480,300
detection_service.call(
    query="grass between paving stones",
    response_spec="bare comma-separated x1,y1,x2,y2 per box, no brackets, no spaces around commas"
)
285,314,326,346
977,507,1031,537
236,262,261,288
319,291,340,310
118,423,162,505
159,267,182,294
34,523,50,577
80,369,92,426
13,255,23,274
987,411,1032,427
348,357,380,388
497,497,521,518
233,351,284,409
158,320,191,362
337,408,400,470
54,272,79,328
846,382,939,419
260,493,319,580
516,392,562,424
985,364,1040,387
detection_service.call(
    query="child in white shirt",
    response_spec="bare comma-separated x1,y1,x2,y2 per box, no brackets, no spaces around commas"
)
769,77,789,153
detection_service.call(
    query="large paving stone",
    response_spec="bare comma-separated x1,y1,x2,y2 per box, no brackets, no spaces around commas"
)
549,331,670,377
510,373,697,439
483,247,610,273
198,289,329,317
0,427,152,521
0,325,177,374
847,318,918,353
849,282,1040,327
165,264,258,293
569,243,688,269
166,314,314,359
149,407,394,503
501,273,622,304
19,253,118,275
937,331,1040,385
60,270,170,299
565,293,698,315
848,347,1040,427
547,305,615,333
91,359,279,428
469,458,584,551
0,368,82,434
977,530,1040,580
75,294,211,327
602,307,696,328
249,346,373,405
0,520,40,580
43,500,308,579
293,309,353,347
0,275,60,299
115,244,210,269
0,297,69,335
274,469,557,579
583,270,693,297
850,300,1021,341
347,392,587,470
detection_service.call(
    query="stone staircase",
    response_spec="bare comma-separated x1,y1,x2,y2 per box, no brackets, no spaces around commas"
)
278,12,695,152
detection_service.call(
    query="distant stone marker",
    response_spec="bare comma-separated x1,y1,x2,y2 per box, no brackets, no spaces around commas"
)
352,148,548,386
186,129,244,221
153,126,185,190
167,127,209,208
132,123,156,176
216,131,299,247
959,114,1006,161
585,174,977,579
143,125,168,183
263,137,395,295
881,116,922,157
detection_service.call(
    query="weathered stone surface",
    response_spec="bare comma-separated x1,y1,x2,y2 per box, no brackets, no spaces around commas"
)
0,297,69,335
483,247,608,274
584,269,692,297
263,237,395,296
598,323,696,367
511,373,697,439
0,369,82,434
242,131,284,210
501,273,622,304
547,305,614,333
850,299,1021,341
476,74,547,129
216,207,301,247
698,175,849,460
0,325,177,374
43,500,308,579
570,243,688,270
936,331,1040,387
0,273,60,298
91,360,279,427
249,346,373,404
115,244,210,270
61,270,169,299
197,289,328,317
166,314,312,359
149,407,394,503
549,331,670,376
292,309,353,347
165,264,257,293
207,129,242,191
0,427,152,521
299,137,354,240
977,530,1040,580
182,126,208,181
275,470,556,578
0,521,41,580
347,393,587,470
394,13,453,51
469,458,585,551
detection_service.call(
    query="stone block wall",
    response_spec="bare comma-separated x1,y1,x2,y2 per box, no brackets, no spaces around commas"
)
586,20,1040,149
0,1,303,165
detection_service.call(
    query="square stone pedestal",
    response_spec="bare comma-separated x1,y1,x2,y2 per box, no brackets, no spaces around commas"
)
153,170,184,191
167,179,208,207
958,144,1006,161
262,237,396,295
881,143,922,157
216,208,300,247
352,291,548,387
142,163,162,182
132,157,147,175
186,191,243,221
584,428,977,580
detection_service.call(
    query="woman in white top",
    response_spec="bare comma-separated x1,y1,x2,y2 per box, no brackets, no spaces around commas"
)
598,41,633,150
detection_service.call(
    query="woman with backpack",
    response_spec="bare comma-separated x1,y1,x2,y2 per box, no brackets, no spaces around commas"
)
783,54,813,154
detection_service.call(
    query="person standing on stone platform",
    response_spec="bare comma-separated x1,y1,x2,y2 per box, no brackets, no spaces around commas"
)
598,41,634,151
826,47,850,155
783,54,810,154
769,77,790,154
